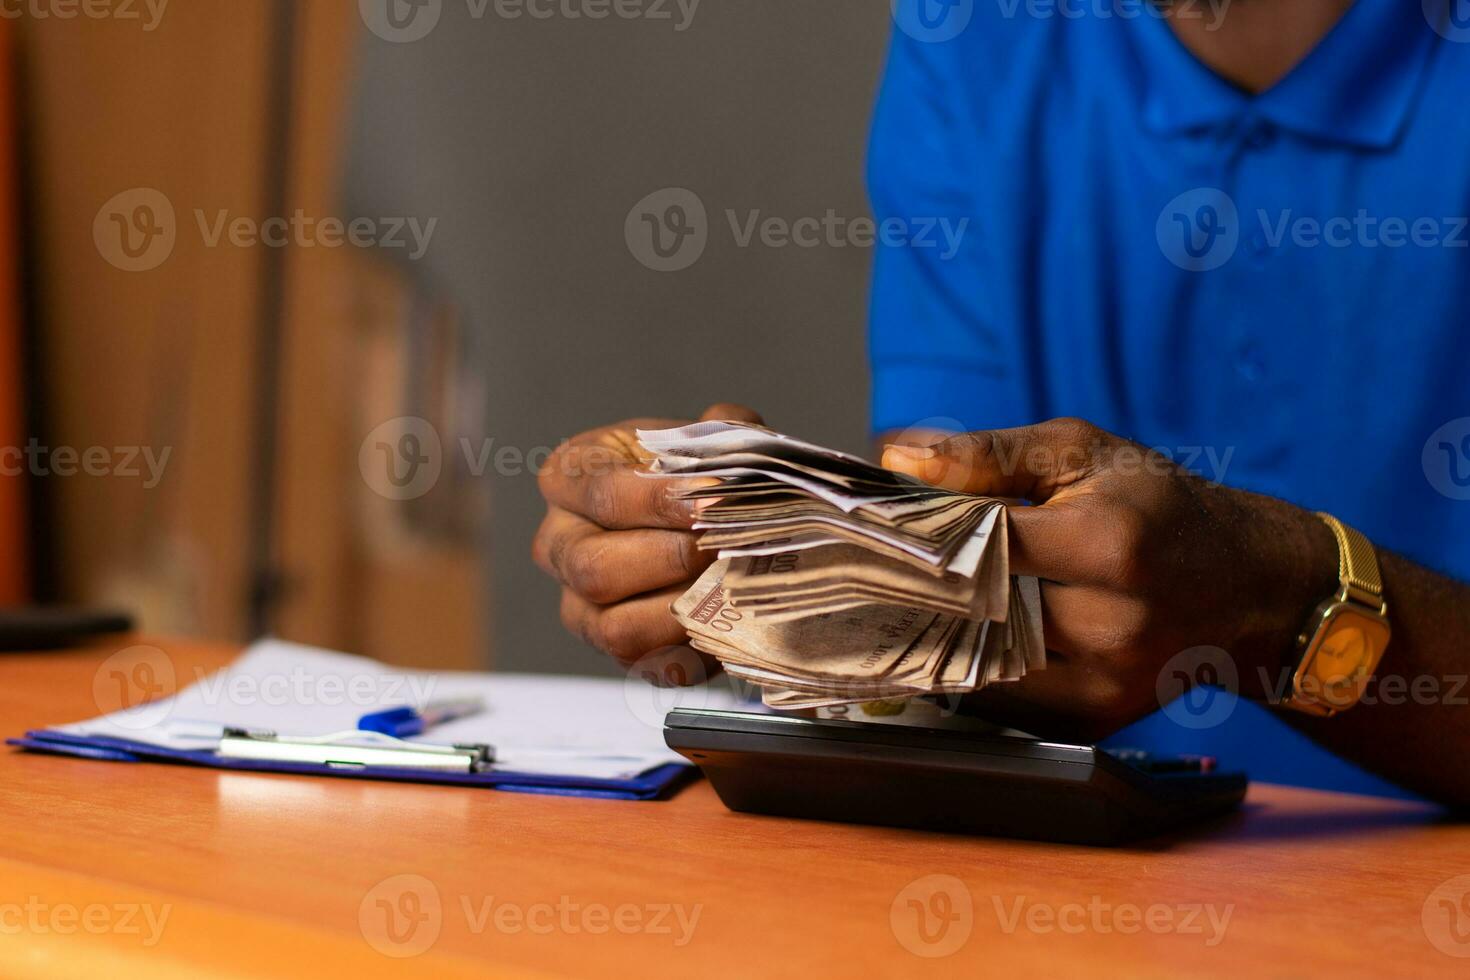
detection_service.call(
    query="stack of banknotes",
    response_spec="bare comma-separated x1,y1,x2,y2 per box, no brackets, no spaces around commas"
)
637,421,1045,710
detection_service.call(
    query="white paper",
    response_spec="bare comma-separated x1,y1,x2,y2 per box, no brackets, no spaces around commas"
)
52,639,752,782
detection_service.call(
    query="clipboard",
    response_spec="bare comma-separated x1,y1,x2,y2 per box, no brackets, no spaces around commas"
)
11,729,694,800
8,640,732,801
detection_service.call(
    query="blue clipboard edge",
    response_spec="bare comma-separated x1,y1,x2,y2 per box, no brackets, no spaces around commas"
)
10,730,697,802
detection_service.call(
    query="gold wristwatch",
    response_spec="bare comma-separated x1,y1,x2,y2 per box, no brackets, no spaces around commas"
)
1277,513,1391,717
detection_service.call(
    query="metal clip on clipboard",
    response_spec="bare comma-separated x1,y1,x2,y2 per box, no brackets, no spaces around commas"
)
217,728,494,773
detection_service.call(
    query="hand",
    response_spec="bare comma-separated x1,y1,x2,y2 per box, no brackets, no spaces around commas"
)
533,404,764,680
884,418,1339,741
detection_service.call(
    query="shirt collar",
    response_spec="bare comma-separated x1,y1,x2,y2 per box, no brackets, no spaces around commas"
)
1133,0,1438,150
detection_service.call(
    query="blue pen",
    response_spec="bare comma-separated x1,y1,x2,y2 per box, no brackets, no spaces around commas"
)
357,698,485,738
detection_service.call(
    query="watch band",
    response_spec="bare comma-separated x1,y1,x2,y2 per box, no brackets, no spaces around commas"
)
1316,512,1386,612
1276,514,1391,718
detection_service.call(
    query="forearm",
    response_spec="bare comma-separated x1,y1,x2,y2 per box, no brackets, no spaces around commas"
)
1125,481,1470,808
1051,474,1470,806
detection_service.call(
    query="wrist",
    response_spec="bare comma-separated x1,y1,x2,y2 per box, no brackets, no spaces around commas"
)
1227,494,1340,701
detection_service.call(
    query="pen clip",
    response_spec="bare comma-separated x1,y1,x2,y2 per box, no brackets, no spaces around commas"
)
219,728,495,772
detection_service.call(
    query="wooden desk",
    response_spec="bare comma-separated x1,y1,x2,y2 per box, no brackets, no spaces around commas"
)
2,641,1467,978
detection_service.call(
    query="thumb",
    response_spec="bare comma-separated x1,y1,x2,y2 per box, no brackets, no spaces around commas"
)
700,402,764,425
882,418,1103,502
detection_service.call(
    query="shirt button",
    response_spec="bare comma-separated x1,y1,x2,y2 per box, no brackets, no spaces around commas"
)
1236,342,1267,381
1243,120,1275,150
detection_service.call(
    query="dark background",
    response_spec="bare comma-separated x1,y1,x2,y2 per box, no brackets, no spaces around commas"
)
345,0,890,673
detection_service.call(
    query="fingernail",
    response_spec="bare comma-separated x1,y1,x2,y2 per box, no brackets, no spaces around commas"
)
676,478,722,518
884,444,936,462
919,459,953,486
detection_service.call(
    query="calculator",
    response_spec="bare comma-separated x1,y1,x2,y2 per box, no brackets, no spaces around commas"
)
664,709,1247,846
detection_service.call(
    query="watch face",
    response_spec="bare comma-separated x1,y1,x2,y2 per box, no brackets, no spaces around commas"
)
1300,607,1391,709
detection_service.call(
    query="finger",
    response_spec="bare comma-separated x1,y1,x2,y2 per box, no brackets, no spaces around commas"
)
540,417,691,474
1031,580,1148,662
543,518,711,604
559,586,692,667
539,444,705,530
532,507,596,579
622,643,724,688
1004,499,1143,586
700,403,764,424
877,427,953,450
945,673,1118,745
882,417,1109,502
953,581,1156,740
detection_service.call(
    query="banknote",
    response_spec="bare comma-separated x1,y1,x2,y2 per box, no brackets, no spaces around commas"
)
642,421,1045,710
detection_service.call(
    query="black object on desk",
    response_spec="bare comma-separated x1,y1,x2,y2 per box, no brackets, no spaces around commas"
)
664,709,1247,846
0,607,134,652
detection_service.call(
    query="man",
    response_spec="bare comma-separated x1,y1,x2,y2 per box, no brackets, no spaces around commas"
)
533,0,1470,806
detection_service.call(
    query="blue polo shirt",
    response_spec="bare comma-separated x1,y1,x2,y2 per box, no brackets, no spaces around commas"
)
867,0,1470,798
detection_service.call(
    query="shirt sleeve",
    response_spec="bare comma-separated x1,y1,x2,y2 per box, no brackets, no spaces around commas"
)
865,26,1020,437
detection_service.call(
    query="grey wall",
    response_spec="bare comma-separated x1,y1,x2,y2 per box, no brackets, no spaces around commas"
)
345,0,891,674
